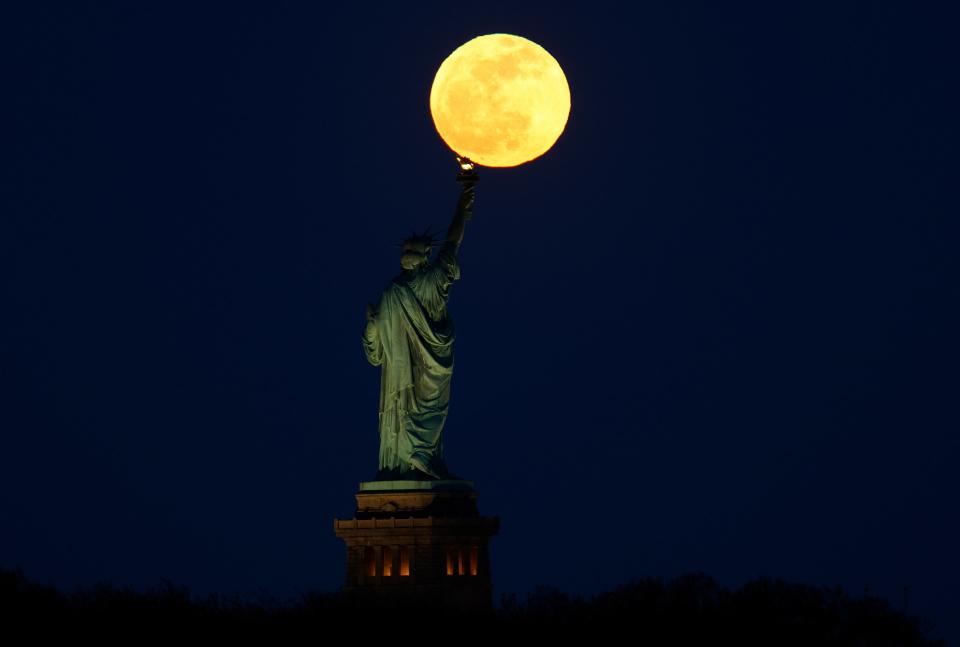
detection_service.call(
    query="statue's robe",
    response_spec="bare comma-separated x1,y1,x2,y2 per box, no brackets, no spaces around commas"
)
362,242,460,479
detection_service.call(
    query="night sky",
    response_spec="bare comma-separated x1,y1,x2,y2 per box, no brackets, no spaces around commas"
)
3,1,958,642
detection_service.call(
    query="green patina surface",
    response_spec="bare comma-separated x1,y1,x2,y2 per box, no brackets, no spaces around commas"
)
359,479,475,492
361,180,476,481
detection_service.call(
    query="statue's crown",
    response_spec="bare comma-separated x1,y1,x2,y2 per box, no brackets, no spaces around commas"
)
397,225,440,253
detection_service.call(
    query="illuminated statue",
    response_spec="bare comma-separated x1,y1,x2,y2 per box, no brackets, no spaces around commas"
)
361,160,477,480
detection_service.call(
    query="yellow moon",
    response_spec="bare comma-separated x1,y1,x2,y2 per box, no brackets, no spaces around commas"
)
430,34,571,168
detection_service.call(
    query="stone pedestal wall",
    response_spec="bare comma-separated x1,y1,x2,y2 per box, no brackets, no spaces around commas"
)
334,482,499,609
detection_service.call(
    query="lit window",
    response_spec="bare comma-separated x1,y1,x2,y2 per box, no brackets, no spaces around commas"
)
364,546,376,577
383,547,393,577
445,547,455,576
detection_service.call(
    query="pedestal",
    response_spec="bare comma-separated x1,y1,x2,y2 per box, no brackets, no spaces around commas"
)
333,479,499,609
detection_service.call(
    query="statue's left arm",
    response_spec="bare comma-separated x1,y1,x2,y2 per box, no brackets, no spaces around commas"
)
362,302,384,366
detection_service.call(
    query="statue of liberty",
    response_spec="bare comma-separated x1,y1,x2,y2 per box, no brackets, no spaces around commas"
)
361,160,477,480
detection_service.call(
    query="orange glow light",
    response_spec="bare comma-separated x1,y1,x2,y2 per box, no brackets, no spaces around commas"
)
364,546,375,577
382,547,393,577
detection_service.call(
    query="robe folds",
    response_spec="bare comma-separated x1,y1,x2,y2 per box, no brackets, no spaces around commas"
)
362,242,460,478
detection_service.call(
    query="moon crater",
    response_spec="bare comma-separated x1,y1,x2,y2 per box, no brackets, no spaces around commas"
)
430,34,571,168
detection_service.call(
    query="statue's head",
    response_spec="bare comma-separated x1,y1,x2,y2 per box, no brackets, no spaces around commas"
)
398,228,439,271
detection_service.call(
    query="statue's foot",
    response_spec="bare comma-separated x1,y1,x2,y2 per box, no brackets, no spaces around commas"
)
408,455,440,480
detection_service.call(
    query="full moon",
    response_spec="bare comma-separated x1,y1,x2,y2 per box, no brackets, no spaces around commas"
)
430,34,571,168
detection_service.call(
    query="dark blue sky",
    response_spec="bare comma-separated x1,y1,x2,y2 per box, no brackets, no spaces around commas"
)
3,1,958,642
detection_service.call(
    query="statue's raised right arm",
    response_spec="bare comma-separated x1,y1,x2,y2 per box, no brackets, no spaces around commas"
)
446,160,478,251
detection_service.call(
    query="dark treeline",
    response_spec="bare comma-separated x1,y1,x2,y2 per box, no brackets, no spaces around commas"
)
1,567,944,644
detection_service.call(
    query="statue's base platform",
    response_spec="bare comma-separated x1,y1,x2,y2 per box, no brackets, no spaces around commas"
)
355,479,478,518
359,479,475,492
334,479,499,609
